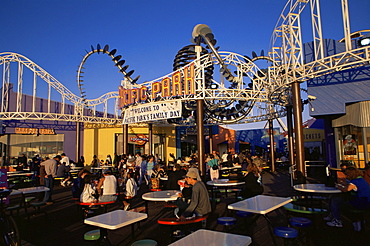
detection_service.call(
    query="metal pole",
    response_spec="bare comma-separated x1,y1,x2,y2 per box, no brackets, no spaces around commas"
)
148,123,153,155
76,122,81,163
122,124,128,155
209,126,213,153
291,81,305,176
269,119,276,172
286,105,295,169
362,127,369,167
196,99,205,177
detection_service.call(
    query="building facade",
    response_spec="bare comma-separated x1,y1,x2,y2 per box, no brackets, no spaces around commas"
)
306,39,370,168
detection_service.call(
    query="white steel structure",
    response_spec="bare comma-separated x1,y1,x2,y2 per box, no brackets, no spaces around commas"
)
0,0,369,127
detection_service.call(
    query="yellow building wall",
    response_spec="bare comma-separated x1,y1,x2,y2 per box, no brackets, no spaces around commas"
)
83,124,176,164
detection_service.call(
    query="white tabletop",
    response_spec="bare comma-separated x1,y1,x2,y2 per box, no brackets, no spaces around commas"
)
70,167,84,170
18,186,50,194
7,172,33,177
221,166,242,171
293,184,341,194
228,195,292,215
207,179,245,187
168,229,252,246
100,166,113,169
9,189,23,196
142,190,180,202
84,209,147,230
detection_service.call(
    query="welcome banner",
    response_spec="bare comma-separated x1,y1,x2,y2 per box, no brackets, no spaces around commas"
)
123,100,182,124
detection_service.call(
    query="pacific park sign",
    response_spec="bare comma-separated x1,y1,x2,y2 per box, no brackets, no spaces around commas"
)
118,63,195,109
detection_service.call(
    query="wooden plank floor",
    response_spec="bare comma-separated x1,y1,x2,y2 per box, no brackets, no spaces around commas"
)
15,170,370,246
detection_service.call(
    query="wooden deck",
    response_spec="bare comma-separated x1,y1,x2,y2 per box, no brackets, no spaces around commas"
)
14,170,369,246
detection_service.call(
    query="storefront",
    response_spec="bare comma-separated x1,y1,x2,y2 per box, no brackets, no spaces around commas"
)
83,123,176,164
306,39,370,168
332,101,370,168
176,126,214,158
303,128,325,161
0,121,80,165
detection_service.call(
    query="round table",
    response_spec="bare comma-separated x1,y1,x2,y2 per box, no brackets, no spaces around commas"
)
207,179,245,204
293,184,341,210
207,179,245,187
293,184,341,194
142,190,180,215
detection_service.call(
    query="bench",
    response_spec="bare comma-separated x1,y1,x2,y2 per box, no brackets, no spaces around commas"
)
164,202,177,208
157,215,208,226
283,203,327,215
75,200,116,217
129,206,146,213
158,215,208,239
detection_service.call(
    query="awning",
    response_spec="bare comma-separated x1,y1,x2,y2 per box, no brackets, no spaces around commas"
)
332,101,370,127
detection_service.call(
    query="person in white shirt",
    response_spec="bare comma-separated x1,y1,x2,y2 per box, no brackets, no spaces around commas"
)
61,153,70,166
122,172,138,210
97,169,117,202
80,174,97,203
221,152,228,164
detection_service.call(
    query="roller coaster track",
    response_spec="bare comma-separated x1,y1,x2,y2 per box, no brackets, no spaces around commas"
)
0,52,120,124
1,0,369,125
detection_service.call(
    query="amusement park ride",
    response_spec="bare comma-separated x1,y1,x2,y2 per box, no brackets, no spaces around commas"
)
1,0,369,176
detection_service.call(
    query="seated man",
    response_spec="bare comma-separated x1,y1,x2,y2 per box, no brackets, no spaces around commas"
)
97,169,117,202
179,169,211,221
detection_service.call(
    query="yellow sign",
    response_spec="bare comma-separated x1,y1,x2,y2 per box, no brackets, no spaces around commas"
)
15,128,55,135
119,63,195,108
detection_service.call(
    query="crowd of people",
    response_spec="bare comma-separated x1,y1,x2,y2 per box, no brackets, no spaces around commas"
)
10,150,370,232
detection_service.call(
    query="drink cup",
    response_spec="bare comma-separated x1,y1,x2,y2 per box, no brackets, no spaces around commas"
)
179,180,186,191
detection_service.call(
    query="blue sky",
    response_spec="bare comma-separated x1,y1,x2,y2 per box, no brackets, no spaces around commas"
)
1,0,369,128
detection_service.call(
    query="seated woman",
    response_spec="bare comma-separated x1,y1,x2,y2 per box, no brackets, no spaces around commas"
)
97,169,117,202
152,164,167,179
80,174,97,203
72,169,91,199
240,163,264,199
151,165,167,190
326,167,370,230
122,172,138,211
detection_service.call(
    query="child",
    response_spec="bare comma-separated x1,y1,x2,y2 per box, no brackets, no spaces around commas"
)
122,172,138,210
80,174,97,203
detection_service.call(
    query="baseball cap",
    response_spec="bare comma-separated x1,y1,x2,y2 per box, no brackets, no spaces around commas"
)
184,169,198,179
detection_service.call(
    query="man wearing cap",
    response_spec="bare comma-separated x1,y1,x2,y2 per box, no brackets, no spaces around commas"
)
42,155,61,204
179,169,211,221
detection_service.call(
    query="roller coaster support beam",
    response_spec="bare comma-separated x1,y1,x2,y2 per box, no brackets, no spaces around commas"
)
292,81,305,176
148,123,153,155
123,124,128,155
269,119,276,172
286,105,295,176
76,122,81,163
197,99,205,177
